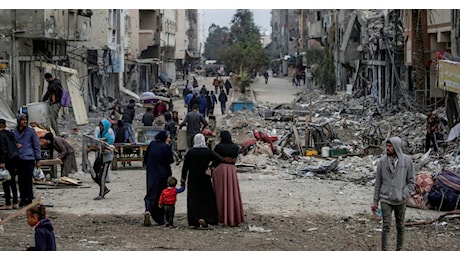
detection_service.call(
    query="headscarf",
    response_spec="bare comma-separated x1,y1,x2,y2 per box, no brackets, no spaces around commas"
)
155,130,169,143
99,119,114,145
219,130,233,144
193,133,207,148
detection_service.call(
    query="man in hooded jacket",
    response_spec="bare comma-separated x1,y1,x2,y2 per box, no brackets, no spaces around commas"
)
13,114,42,207
371,137,415,251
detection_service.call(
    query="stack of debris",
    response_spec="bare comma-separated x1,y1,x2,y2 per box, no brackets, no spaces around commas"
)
34,177,90,190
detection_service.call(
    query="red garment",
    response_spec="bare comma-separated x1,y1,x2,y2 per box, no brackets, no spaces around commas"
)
159,187,178,206
212,163,245,227
154,103,167,117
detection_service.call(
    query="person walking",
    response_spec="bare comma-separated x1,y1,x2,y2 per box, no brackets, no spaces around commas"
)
88,119,114,200
180,133,222,228
109,103,123,129
158,176,185,227
263,70,269,84
143,131,174,226
42,73,63,135
121,99,136,143
212,130,245,227
210,91,217,116
13,113,42,207
0,118,19,210
198,93,208,117
425,108,440,152
371,137,415,251
218,91,228,115
42,133,78,177
224,79,232,95
212,76,219,94
179,104,208,150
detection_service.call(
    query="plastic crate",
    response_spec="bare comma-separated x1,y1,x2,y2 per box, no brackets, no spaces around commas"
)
329,148,348,157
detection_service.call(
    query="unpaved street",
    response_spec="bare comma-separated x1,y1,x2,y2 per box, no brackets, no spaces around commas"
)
1,75,459,251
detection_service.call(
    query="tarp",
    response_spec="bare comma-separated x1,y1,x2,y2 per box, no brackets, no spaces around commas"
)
0,96,17,129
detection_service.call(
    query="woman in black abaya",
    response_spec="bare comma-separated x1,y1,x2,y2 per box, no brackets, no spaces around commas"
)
181,133,222,228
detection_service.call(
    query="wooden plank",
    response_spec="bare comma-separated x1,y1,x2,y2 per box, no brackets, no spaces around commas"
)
58,177,79,185
0,197,42,226
67,73,89,125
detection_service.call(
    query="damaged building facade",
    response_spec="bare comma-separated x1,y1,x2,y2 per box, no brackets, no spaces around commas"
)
0,9,199,120
271,9,460,115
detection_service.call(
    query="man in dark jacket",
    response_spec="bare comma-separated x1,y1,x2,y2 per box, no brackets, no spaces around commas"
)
122,99,136,143
43,73,62,135
218,91,228,115
179,104,208,150
0,119,19,210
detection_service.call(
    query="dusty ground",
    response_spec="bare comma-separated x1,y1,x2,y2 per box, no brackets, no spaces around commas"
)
1,76,460,251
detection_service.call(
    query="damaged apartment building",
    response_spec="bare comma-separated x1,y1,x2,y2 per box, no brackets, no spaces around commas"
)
0,9,199,124
271,9,460,118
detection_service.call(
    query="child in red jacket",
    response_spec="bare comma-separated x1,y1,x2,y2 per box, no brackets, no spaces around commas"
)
159,176,185,227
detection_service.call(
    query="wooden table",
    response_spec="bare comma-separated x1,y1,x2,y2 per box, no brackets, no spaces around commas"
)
111,143,148,170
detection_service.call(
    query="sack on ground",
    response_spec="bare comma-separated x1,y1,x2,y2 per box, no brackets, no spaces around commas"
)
33,167,45,180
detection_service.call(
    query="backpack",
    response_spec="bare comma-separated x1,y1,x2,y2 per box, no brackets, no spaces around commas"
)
60,87,71,107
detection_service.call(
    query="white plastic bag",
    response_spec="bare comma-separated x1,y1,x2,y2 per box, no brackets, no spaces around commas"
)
33,168,45,180
0,168,11,182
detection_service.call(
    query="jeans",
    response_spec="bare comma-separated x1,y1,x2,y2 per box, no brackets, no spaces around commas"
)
124,122,136,143
17,160,35,206
164,204,176,226
2,158,18,205
425,133,438,152
381,202,406,251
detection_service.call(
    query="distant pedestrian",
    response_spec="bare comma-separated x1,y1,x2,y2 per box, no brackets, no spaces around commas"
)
224,79,232,95
425,108,440,152
210,91,217,115
179,104,208,150
121,99,136,143
158,176,185,227
218,91,228,115
263,71,269,84
42,73,63,135
371,137,415,251
26,204,56,251
142,107,155,126
213,76,219,94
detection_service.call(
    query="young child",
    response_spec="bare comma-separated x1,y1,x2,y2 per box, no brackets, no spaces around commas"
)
26,204,56,251
158,176,185,227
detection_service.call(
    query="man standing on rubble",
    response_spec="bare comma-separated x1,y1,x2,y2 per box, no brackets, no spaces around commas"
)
425,108,440,152
43,73,63,136
371,136,415,251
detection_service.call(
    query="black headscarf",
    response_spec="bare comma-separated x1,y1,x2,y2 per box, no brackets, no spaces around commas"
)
220,130,233,144
155,130,169,143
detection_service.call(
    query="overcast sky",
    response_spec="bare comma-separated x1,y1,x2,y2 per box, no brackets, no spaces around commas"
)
202,9,272,39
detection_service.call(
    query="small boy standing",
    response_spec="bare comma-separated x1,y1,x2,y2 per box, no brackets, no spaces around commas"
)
26,204,57,251
158,176,185,227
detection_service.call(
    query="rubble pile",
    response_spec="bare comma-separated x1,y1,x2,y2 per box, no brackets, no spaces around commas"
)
217,87,460,185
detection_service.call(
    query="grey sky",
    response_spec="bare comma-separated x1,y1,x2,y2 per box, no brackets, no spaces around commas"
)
202,9,272,39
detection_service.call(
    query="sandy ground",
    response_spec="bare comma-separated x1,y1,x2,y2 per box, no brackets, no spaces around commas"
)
1,75,458,251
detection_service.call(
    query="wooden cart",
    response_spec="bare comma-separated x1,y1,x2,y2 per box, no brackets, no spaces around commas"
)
111,143,148,170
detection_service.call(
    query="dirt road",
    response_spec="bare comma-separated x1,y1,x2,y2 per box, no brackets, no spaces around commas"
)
1,75,458,251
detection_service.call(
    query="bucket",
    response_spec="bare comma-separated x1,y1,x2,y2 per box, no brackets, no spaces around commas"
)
346,84,353,95
321,146,330,157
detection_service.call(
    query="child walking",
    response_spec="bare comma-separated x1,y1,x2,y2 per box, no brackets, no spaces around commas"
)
26,204,56,251
158,176,185,227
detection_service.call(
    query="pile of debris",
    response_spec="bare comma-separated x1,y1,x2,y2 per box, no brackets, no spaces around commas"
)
216,86,460,187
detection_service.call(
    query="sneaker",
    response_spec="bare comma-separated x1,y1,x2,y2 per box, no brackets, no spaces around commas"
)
93,196,104,200
198,219,208,228
143,211,152,227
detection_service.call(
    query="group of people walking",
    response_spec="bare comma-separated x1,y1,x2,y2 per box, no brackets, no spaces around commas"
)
143,130,245,228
